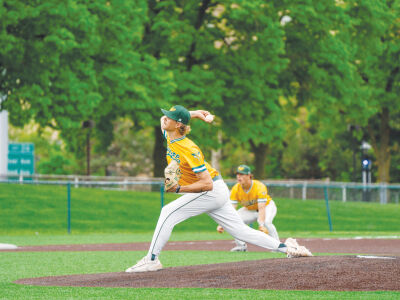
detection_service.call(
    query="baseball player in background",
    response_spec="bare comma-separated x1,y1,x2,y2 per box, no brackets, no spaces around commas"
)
126,105,312,273
217,165,280,252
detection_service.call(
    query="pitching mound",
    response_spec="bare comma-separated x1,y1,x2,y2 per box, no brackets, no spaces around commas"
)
15,256,400,291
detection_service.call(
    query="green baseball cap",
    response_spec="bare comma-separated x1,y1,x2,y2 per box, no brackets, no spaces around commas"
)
161,105,191,125
236,165,252,175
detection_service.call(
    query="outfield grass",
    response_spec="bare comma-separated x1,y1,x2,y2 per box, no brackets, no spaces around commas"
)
1,183,399,235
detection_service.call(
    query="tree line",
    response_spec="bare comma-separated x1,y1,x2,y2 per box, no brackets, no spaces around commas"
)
1,0,399,182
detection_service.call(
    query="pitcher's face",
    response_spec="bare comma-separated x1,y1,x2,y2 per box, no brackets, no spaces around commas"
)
162,117,178,131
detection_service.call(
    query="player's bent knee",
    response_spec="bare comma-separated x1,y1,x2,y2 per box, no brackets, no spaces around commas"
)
160,206,173,218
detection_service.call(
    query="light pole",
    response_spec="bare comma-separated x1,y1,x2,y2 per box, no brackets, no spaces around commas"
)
360,141,372,201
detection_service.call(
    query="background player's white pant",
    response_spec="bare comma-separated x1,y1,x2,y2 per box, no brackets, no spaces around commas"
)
147,179,281,257
234,201,279,247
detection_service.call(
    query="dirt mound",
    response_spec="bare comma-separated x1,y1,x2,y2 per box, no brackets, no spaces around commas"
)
15,256,400,291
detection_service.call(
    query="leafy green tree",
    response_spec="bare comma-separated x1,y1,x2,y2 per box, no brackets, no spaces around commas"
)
1,0,104,128
276,0,399,182
142,0,289,178
281,108,354,180
140,0,225,175
345,0,400,182
211,1,287,178
268,1,366,181
37,153,78,175
91,118,155,176
4,0,398,183
0,0,176,175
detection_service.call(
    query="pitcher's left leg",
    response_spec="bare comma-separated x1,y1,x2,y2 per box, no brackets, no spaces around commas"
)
148,192,209,258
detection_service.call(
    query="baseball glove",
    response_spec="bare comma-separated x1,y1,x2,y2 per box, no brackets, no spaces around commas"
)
164,160,181,192
258,225,269,234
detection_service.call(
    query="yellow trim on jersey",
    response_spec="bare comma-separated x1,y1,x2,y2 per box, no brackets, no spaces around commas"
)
230,180,271,210
165,132,219,186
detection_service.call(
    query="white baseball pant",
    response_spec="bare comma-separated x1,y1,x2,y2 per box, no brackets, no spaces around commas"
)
147,179,282,257
234,200,279,247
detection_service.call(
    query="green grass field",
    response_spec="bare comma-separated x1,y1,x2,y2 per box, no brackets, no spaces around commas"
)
1,184,400,235
1,183,399,299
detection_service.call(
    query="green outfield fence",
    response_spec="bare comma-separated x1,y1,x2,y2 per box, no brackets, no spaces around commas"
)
1,174,399,233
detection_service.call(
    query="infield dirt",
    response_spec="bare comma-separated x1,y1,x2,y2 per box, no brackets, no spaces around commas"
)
10,238,400,291
15,256,400,291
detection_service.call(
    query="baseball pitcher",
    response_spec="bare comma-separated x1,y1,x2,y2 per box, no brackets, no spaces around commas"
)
125,105,312,273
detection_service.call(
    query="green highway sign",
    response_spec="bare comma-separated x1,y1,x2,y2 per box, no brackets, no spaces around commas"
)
8,143,35,175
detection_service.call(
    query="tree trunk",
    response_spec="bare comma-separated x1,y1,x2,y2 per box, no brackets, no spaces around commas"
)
249,140,268,179
186,0,210,71
377,150,391,183
152,126,167,177
372,66,400,183
368,107,391,183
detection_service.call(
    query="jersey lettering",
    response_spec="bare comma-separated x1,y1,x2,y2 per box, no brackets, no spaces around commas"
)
164,132,219,185
167,148,180,163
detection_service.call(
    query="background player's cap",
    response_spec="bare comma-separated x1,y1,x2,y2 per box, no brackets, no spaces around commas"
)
161,105,191,125
236,165,251,175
